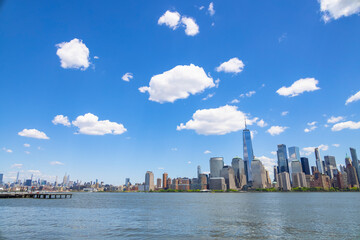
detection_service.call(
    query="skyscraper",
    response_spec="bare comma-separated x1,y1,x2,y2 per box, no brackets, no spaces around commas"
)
156,178,162,188
231,157,247,188
350,148,360,183
300,157,311,175
145,171,154,191
288,146,300,161
210,157,224,178
125,178,130,187
0,173,3,185
315,148,324,174
162,173,168,190
277,144,289,173
243,123,254,183
220,166,236,190
251,159,267,189
197,165,201,179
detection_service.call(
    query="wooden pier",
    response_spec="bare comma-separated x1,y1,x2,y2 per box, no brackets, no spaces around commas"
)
0,192,72,199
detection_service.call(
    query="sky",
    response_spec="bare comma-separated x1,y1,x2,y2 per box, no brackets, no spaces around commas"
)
0,0,360,185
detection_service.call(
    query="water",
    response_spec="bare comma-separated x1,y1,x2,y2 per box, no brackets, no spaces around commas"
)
0,192,359,239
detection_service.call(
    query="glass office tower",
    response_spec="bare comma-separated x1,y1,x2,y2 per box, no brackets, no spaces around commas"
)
315,148,324,174
243,127,254,183
277,144,289,173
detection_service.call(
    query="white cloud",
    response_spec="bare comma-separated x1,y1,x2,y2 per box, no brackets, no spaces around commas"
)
202,93,215,101
327,116,344,123
230,99,240,104
281,111,289,116
271,151,277,156
319,0,360,22
266,126,288,136
11,164,23,169
52,115,71,126
257,119,268,128
181,16,199,36
177,105,257,135
304,121,318,132
276,78,320,97
240,91,256,98
72,113,127,135
345,90,360,105
56,38,90,70
216,57,245,74
122,72,133,82
139,64,215,103
251,130,257,139
204,150,211,154
332,143,340,147
208,2,215,16
18,129,49,140
24,143,30,148
2,147,12,153
199,6,205,10
93,56,99,59
331,121,360,131
302,144,329,156
50,161,64,165
215,79,220,88
158,11,181,30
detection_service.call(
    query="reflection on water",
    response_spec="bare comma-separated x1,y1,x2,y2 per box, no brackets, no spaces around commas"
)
0,192,359,239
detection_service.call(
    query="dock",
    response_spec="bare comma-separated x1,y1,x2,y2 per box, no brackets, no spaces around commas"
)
0,192,73,199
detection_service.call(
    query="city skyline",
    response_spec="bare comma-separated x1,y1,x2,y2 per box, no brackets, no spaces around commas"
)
1,1,360,185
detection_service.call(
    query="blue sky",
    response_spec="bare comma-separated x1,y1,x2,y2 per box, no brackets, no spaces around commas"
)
0,0,360,184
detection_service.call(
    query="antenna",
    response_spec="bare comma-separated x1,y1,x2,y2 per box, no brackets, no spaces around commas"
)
244,116,247,129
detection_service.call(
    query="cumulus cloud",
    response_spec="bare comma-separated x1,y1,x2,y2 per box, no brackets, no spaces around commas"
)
56,38,90,70
266,126,288,136
204,150,212,154
208,2,215,16
276,78,320,97
281,111,289,116
302,144,329,156
24,143,30,148
2,147,12,153
11,163,23,169
319,0,360,22
331,121,360,131
50,161,64,165
158,10,181,29
72,113,127,136
216,57,245,74
122,73,133,82
181,16,199,36
18,129,49,140
304,121,318,132
139,64,215,103
158,11,199,36
177,105,257,135
345,90,360,105
257,119,268,128
327,116,344,123
230,99,240,104
52,115,71,126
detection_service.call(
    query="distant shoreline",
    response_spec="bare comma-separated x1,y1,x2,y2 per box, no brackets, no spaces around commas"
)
69,187,360,193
